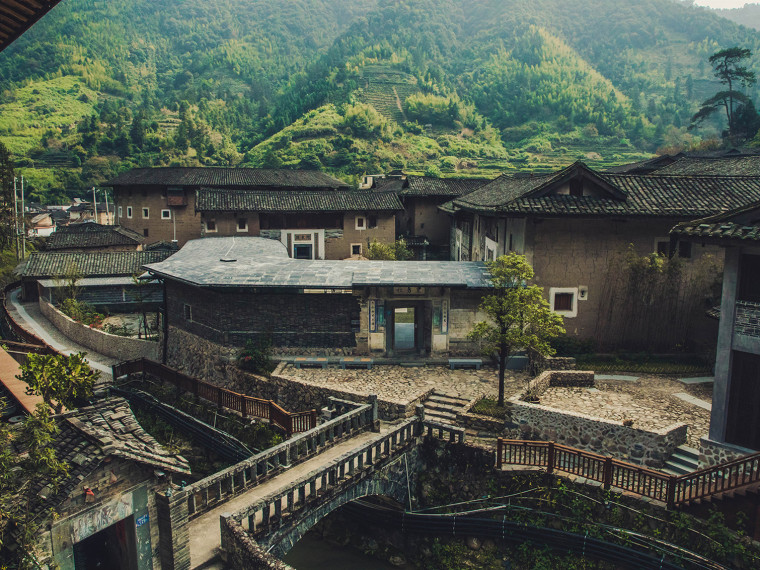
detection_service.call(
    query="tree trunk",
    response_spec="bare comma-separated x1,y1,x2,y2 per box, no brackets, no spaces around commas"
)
498,343,507,407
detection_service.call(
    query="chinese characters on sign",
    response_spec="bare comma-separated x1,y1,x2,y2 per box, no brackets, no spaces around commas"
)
393,286,426,295
441,299,449,334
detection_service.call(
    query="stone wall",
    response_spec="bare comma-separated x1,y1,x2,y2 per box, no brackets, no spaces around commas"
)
40,300,158,361
734,300,760,339
221,517,294,570
509,371,686,467
698,436,756,468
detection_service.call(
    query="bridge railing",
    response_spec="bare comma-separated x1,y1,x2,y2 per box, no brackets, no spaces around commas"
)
421,419,465,444
112,357,317,435
497,439,760,507
229,418,418,535
186,397,376,519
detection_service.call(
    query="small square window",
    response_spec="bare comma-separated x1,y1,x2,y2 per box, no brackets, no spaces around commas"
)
655,239,669,256
351,243,362,256
368,215,378,229
554,293,573,311
355,216,366,230
143,228,149,237
142,208,149,219
678,241,692,259
118,206,123,218
127,206,133,219
161,209,171,220
205,220,217,233
184,304,192,321
237,218,248,232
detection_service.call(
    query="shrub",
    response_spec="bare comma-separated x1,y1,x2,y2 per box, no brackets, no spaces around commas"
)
59,298,105,328
238,338,275,376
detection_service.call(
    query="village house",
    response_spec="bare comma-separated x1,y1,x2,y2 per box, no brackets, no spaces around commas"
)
195,187,402,260
441,160,760,348
29,397,189,570
20,250,169,309
671,201,760,465
142,237,491,379
45,223,145,252
106,167,350,247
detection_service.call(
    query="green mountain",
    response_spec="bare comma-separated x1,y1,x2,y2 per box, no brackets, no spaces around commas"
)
713,3,760,31
1,0,759,201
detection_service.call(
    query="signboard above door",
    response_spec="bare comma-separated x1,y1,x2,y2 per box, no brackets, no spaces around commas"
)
393,287,426,296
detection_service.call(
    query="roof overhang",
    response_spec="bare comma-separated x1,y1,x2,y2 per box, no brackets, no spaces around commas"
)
0,0,64,53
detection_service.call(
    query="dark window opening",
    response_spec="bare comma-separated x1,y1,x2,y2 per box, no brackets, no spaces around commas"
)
554,293,573,311
656,241,669,256
678,241,692,259
184,304,192,321
569,179,583,197
739,254,760,302
143,228,149,237
368,215,378,229
206,220,216,231
238,218,248,231
351,244,362,255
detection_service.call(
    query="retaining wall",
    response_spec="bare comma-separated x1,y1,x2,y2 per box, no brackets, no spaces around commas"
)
698,437,756,468
39,300,158,361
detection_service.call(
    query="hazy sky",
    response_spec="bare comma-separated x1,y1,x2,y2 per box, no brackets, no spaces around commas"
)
694,1,757,8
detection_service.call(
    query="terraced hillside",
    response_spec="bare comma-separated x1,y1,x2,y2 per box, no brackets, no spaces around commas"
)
356,67,421,123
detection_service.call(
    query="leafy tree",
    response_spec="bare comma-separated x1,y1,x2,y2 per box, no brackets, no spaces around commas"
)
690,47,758,141
365,238,412,260
0,403,68,568
20,353,98,414
468,254,565,406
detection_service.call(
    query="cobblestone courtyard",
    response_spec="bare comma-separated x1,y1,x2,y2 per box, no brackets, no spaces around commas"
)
281,364,712,447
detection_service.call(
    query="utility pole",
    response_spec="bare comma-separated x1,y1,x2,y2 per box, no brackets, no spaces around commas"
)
13,177,18,261
104,189,110,224
92,186,98,222
20,175,25,258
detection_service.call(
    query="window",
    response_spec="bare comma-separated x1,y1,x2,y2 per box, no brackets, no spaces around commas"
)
355,216,366,230
549,287,578,318
127,206,133,219
237,218,248,232
142,207,149,219
183,304,192,322
678,241,692,259
205,219,217,233
351,243,362,256
569,179,583,197
118,206,123,218
368,215,378,229
143,228,149,237
161,209,171,220
655,239,669,256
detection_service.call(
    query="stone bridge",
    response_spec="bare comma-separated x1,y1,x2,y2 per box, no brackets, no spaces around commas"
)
154,396,464,570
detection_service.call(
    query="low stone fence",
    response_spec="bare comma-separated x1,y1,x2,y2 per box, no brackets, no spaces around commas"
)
698,436,756,469
39,300,158,361
509,371,687,468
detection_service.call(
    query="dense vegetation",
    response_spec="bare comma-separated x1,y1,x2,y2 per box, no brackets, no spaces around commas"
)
1,0,759,202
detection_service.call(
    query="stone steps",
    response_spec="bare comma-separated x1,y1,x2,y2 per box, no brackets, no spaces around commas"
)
662,444,700,476
422,391,470,425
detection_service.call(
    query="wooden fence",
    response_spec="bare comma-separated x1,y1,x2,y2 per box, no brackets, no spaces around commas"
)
497,439,760,508
112,358,317,436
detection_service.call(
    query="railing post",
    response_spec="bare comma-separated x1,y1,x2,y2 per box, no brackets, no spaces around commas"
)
496,439,503,469
547,442,555,474
241,396,247,419
603,457,613,490
369,394,379,431
666,475,677,509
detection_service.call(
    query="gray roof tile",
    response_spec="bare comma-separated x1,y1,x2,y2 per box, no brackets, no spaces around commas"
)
196,189,403,212
23,250,171,278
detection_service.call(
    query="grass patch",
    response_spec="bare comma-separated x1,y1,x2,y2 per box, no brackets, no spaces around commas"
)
470,397,509,419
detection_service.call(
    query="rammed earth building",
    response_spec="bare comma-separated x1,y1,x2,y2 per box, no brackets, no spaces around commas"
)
143,237,491,378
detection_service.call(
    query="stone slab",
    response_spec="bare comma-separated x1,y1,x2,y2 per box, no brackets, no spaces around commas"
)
677,376,714,385
594,374,639,382
673,392,712,411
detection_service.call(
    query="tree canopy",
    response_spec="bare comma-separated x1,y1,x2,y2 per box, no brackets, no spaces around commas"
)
19,352,98,414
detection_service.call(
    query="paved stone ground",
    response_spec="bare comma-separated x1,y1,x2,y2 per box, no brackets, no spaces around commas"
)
283,366,713,448
280,363,528,403
539,377,712,448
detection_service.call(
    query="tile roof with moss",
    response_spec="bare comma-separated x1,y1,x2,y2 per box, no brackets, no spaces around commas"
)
400,176,491,197
670,200,760,244
196,189,403,212
22,250,171,278
46,224,144,250
654,155,760,176
106,167,349,189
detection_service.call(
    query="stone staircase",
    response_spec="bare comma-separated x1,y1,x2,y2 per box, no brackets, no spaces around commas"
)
423,391,470,424
662,444,700,476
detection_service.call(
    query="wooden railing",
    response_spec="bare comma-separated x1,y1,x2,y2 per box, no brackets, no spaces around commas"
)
186,397,375,520
497,439,760,508
113,358,317,436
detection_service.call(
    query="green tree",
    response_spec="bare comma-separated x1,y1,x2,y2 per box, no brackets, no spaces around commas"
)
690,47,757,141
0,403,68,569
20,353,98,414
365,238,412,260
468,254,565,406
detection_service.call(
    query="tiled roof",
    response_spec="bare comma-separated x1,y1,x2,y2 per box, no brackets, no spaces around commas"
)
144,237,492,289
23,250,171,278
106,167,349,189
654,156,760,176
401,176,490,197
449,161,760,218
30,397,189,510
46,224,144,250
670,200,760,243
196,189,403,212
603,154,681,174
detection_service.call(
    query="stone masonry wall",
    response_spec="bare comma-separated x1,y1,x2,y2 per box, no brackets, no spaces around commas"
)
734,301,760,339
40,300,158,361
698,436,756,468
221,518,294,570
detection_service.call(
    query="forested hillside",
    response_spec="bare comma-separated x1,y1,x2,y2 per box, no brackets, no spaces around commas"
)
1,0,759,202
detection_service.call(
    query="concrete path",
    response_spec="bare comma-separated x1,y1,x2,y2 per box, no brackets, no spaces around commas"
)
594,374,639,382
188,425,393,569
673,392,712,411
678,376,714,385
6,288,117,380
